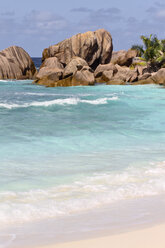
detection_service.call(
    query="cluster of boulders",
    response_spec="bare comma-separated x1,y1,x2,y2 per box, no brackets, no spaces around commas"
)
36,56,95,87
35,29,113,87
0,28,165,86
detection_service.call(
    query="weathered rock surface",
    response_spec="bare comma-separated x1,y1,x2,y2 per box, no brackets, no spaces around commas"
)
138,73,151,81
0,46,37,79
94,63,117,77
149,68,165,84
94,63,117,83
133,68,165,85
63,57,88,78
36,69,95,87
111,49,137,67
114,65,138,82
94,63,138,83
35,57,95,87
36,57,64,81
42,29,113,70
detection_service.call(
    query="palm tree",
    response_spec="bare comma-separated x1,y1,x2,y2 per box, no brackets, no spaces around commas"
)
131,34,165,67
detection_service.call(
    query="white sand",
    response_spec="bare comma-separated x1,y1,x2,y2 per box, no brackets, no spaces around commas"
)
38,223,165,248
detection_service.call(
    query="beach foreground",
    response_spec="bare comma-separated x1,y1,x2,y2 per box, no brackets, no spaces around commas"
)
38,224,165,248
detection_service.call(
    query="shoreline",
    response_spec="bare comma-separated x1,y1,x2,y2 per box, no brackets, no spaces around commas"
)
7,194,165,248
38,223,165,248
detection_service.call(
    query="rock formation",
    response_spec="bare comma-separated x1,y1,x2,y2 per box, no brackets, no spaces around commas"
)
36,57,95,87
135,68,165,85
151,68,165,84
111,49,137,67
63,57,88,78
42,29,113,70
36,57,64,82
0,46,37,80
35,29,112,87
94,63,138,84
113,65,138,83
94,63,117,83
34,28,165,87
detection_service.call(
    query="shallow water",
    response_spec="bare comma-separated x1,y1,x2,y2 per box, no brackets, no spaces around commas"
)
0,81,165,246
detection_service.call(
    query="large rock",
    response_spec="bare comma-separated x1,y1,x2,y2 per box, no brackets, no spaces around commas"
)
138,73,151,81
150,68,165,84
114,65,138,82
63,57,88,78
72,66,95,85
94,63,117,77
0,46,37,79
94,63,117,83
42,29,113,70
111,49,137,67
134,68,165,85
36,57,64,81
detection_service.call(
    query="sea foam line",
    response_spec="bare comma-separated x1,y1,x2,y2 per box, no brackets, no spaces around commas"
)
0,97,118,109
15,92,93,96
1,161,165,227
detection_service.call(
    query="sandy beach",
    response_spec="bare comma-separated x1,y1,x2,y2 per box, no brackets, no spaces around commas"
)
38,223,165,248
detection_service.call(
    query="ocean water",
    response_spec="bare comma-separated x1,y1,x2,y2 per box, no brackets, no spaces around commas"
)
32,57,42,70
0,81,165,247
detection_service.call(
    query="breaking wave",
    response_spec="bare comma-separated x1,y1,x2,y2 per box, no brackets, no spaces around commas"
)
0,97,118,109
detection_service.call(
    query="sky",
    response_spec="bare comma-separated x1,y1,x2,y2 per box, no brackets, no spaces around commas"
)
0,0,165,56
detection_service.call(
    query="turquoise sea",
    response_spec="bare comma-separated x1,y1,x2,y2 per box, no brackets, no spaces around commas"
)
1,80,165,247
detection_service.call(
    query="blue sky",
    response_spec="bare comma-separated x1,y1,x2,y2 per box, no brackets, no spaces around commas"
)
0,0,165,56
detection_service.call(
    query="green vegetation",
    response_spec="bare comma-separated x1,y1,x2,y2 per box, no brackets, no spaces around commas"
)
131,35,165,68
130,61,147,70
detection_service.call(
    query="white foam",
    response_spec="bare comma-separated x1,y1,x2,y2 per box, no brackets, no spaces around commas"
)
0,97,118,109
17,92,93,97
1,161,165,227
81,97,118,104
0,80,11,83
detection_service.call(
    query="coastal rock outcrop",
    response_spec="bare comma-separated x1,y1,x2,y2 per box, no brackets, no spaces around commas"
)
36,57,64,81
35,28,165,87
114,65,138,82
42,29,113,70
94,63,117,82
63,57,88,78
138,73,151,81
36,28,113,87
94,63,138,84
35,57,95,87
111,49,137,67
0,46,37,79
133,68,165,85
151,68,165,84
